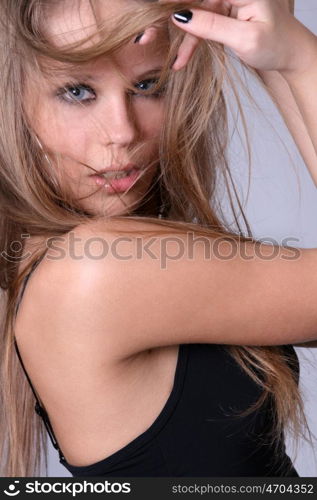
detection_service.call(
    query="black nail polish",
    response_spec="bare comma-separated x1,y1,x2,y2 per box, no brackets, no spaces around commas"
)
134,32,144,43
173,10,193,23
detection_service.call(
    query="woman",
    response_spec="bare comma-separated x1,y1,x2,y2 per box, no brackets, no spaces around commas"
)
0,0,316,477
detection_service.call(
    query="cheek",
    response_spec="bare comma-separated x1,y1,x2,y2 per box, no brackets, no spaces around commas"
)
34,104,90,156
134,99,165,139
31,105,95,182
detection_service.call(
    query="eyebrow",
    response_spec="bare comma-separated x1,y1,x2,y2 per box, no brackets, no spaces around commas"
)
136,67,163,80
56,72,99,82
56,67,163,82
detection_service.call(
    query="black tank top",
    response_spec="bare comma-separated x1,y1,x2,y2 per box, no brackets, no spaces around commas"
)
14,256,300,477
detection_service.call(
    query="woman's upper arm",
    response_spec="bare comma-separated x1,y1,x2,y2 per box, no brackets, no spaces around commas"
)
31,220,317,361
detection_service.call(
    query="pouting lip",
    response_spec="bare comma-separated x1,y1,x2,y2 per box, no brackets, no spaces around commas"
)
90,163,140,175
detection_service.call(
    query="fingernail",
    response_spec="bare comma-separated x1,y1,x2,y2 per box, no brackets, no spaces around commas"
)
173,10,193,23
134,32,144,43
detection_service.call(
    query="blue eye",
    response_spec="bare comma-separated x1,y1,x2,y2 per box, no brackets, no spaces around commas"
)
133,78,165,97
135,79,157,91
57,83,96,104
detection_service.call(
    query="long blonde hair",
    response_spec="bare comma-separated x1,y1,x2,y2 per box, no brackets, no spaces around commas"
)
0,0,311,476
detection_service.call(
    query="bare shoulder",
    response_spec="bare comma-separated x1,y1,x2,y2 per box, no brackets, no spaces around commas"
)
15,217,199,364
15,219,131,364
15,217,174,362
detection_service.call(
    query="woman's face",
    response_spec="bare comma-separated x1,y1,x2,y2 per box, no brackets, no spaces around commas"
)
26,0,169,217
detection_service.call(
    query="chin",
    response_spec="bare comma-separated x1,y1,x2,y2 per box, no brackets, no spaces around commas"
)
78,191,145,218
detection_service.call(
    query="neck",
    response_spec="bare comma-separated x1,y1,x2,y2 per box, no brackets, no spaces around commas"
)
133,179,163,218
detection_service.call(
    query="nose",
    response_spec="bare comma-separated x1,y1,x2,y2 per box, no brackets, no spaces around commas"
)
100,93,138,148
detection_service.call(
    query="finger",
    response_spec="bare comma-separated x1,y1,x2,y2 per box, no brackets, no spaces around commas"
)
160,0,232,71
134,24,171,46
172,33,200,70
134,4,201,71
138,27,158,45
137,24,200,72
171,7,251,51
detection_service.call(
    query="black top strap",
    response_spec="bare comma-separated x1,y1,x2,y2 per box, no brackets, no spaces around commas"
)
14,253,66,462
14,339,65,460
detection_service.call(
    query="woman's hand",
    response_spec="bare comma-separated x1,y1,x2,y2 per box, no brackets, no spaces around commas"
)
156,1,317,164
160,0,232,70
160,0,317,77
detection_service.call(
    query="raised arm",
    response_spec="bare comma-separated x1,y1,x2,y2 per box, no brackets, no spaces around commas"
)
162,0,317,183
255,69,317,186
256,1,317,186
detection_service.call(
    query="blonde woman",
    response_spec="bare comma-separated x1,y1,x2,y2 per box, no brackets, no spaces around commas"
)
0,0,317,477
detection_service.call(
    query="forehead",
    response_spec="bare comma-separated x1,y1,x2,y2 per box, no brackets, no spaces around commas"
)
45,0,145,47
41,0,169,76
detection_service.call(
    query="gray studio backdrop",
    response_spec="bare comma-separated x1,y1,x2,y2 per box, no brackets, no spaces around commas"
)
48,0,317,477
